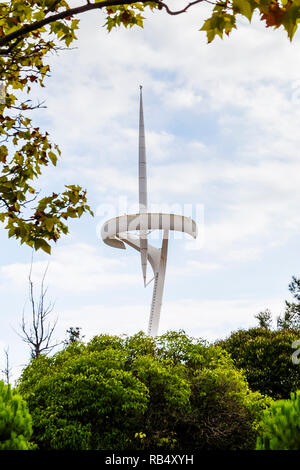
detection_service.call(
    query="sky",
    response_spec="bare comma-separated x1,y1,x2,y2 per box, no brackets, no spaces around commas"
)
1,1,300,383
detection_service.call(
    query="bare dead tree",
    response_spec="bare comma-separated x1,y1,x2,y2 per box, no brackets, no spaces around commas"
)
19,261,61,359
1,346,12,385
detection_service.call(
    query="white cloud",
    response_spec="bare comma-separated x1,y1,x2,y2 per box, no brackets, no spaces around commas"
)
0,243,139,294
188,140,207,153
57,302,148,339
169,260,223,277
54,296,285,343
160,297,285,341
162,87,203,109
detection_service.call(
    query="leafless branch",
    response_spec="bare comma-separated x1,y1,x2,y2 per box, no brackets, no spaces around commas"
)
1,346,12,385
157,0,205,15
19,256,61,359
10,99,47,111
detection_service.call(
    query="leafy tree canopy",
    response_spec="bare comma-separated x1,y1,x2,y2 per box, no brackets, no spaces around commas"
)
0,0,98,254
0,380,34,450
277,276,300,329
257,391,300,450
217,327,300,399
17,330,270,450
200,0,300,43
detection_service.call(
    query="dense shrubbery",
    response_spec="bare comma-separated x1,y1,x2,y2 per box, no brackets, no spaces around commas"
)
9,276,300,449
257,391,300,450
18,330,270,450
0,380,33,450
217,327,300,399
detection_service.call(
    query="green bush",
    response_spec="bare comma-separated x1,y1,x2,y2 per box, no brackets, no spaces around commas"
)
0,380,33,450
217,327,300,399
257,391,300,450
18,330,270,450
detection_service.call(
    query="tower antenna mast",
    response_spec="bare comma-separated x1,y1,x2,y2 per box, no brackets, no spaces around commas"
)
101,88,198,336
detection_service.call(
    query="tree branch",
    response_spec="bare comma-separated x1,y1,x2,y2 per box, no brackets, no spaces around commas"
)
0,0,206,48
0,1,150,47
19,257,60,358
157,0,205,15
1,346,12,385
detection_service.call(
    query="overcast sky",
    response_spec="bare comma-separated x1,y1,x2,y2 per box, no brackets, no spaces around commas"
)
1,2,300,382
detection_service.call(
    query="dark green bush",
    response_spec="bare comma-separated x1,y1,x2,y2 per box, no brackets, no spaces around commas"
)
217,327,300,399
0,380,33,450
257,391,300,450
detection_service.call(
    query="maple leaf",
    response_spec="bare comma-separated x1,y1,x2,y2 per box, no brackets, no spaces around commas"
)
261,1,286,27
28,75,38,82
34,210,46,221
121,11,132,25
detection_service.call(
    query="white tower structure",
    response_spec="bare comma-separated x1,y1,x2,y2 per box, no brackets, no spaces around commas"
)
101,87,198,337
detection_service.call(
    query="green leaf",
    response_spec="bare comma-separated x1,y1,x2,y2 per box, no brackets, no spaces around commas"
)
200,13,236,42
48,151,58,166
8,227,16,238
232,0,255,21
45,217,55,232
34,238,51,254
282,2,300,40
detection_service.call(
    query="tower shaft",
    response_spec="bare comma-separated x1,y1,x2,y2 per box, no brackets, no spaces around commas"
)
148,230,169,337
139,86,148,285
139,86,147,213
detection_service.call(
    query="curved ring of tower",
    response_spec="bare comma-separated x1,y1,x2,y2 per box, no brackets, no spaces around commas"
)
101,87,198,337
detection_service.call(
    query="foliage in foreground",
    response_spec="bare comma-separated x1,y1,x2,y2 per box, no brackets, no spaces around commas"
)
217,327,300,399
0,380,33,450
257,391,300,450
1,0,299,251
18,330,270,450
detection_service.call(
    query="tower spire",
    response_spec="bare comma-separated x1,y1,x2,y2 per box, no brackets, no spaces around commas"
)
139,85,148,286
139,85,147,213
